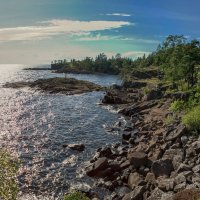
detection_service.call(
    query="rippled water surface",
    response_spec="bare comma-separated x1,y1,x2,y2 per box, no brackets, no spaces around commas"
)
0,65,122,199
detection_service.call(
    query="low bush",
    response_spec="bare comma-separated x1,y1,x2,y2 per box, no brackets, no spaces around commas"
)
64,191,90,200
0,150,20,200
170,100,186,112
182,106,200,133
164,115,176,125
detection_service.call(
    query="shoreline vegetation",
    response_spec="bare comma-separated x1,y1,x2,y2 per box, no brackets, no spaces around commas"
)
82,35,200,200
50,53,126,75
1,35,200,200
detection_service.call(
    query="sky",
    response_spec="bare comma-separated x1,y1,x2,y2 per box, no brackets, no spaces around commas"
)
0,0,200,64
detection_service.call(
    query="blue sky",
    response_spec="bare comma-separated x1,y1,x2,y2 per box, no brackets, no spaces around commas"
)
0,0,199,64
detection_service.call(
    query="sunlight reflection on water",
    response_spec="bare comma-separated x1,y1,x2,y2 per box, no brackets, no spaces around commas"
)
0,65,121,199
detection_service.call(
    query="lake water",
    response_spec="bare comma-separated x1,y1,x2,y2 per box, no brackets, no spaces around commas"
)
0,65,122,199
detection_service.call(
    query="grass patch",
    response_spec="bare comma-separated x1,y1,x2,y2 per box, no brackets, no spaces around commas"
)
182,106,200,133
170,100,186,112
64,191,90,200
164,115,176,125
0,150,20,200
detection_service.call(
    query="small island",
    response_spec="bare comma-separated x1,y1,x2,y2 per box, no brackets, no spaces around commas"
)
3,77,103,95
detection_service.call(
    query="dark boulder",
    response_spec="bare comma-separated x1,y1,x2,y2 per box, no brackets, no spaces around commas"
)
143,88,162,101
128,151,148,168
122,131,132,140
102,91,127,104
86,157,109,178
165,124,186,141
122,186,146,200
151,159,174,178
98,146,113,158
68,144,85,151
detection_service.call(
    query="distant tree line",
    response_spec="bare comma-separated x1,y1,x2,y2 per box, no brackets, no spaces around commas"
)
51,35,200,89
51,53,133,75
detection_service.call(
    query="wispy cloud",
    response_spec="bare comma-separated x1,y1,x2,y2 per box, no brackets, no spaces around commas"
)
120,37,160,44
75,33,159,44
105,13,131,17
0,19,131,42
77,34,119,41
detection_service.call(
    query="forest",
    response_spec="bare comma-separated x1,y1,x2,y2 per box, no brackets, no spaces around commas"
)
51,53,131,74
51,35,200,91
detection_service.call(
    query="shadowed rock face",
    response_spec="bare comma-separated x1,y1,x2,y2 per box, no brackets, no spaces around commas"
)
173,189,200,200
3,77,103,95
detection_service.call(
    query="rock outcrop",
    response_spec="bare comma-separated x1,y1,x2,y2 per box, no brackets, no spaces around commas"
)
85,85,200,200
3,77,103,95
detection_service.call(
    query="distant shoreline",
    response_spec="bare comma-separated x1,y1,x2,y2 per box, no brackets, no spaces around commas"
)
23,67,51,70
24,67,119,76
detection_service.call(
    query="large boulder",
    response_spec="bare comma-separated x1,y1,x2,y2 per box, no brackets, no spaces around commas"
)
173,188,200,200
191,141,200,154
151,159,174,178
165,124,186,141
163,148,184,170
176,163,192,173
122,131,132,141
128,172,144,189
117,186,132,198
102,91,127,104
122,186,146,200
86,157,109,178
157,178,174,191
143,89,162,101
146,188,164,200
98,146,113,158
128,151,147,168
68,143,85,151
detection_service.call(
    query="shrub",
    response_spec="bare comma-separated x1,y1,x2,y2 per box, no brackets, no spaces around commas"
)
182,106,200,132
187,92,200,108
64,191,90,200
144,87,151,94
0,150,20,200
164,115,175,125
170,100,185,112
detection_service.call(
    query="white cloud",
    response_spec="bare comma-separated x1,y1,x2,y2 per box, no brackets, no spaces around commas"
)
0,19,131,42
121,37,160,44
122,51,151,58
77,34,119,41
74,34,159,44
105,13,131,17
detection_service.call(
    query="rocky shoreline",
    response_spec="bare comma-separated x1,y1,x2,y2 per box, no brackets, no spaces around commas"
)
3,77,103,95
3,74,200,199
83,83,200,200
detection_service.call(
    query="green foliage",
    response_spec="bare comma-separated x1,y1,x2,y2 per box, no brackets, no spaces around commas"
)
170,100,186,112
0,150,20,200
164,115,176,125
182,106,200,132
51,53,131,75
156,36,200,89
51,35,200,91
144,87,151,94
165,88,177,95
64,191,90,200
